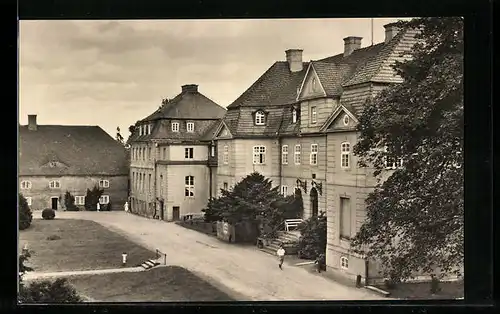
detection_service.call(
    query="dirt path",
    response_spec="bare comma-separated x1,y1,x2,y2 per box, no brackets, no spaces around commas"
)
23,266,145,281
49,212,387,301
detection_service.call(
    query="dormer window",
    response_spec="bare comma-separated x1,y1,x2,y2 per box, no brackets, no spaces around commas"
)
172,122,180,132
292,109,298,123
186,122,194,132
255,111,266,125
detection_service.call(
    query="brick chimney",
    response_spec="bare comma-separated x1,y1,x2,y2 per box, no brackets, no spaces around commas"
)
343,36,362,57
181,84,198,93
384,22,400,43
28,114,37,131
285,49,303,72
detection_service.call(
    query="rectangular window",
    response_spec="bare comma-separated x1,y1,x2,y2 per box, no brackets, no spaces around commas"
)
139,126,142,136
148,174,151,195
385,156,404,169
186,122,194,132
49,180,61,189
20,181,32,189
148,124,152,135
99,195,110,204
310,144,318,165
253,146,266,164
340,197,351,239
311,106,317,124
281,185,288,196
148,147,152,160
294,144,301,165
282,145,288,164
75,196,85,205
292,109,297,123
211,145,215,157
185,147,194,159
223,182,228,190
185,176,194,197
223,145,229,164
99,179,110,188
172,122,180,132
25,197,32,206
341,142,351,168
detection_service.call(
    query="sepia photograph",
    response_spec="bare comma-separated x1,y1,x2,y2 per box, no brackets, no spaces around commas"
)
18,17,464,303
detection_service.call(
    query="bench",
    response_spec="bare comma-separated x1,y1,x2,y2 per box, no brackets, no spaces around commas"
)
284,219,303,232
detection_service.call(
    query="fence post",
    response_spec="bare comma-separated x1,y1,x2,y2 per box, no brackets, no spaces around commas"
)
164,253,166,265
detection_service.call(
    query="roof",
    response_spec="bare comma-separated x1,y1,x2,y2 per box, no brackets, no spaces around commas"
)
19,125,129,176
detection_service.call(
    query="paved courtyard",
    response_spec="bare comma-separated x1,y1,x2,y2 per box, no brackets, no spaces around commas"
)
50,211,387,301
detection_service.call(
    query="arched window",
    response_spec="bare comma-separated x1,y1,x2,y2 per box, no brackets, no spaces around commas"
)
255,111,266,125
341,142,350,168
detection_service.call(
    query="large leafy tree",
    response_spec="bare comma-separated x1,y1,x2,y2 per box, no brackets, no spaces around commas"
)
351,17,463,281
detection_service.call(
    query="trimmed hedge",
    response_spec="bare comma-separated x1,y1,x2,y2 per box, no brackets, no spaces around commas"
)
42,208,56,220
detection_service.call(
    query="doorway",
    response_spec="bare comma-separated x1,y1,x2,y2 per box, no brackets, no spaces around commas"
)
294,187,304,218
51,197,58,210
310,187,318,217
172,206,180,221
159,201,164,220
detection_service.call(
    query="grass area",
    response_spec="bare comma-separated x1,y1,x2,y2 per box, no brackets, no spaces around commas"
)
19,219,156,272
67,266,234,302
376,280,464,300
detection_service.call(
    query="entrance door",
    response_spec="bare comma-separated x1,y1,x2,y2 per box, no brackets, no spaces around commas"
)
172,206,180,221
51,197,58,210
310,187,318,217
294,188,304,218
159,201,164,220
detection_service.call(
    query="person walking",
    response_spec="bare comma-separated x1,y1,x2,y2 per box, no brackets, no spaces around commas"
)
96,202,101,212
277,244,286,270
124,201,129,213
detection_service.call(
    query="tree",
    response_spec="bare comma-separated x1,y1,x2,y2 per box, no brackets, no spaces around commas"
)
84,185,104,211
298,212,327,260
63,191,78,211
18,249,82,303
351,17,464,282
19,194,33,230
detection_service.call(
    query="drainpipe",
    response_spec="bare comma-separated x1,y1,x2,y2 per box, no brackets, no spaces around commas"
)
153,142,158,219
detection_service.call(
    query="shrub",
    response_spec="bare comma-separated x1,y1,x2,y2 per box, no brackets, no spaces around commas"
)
42,208,56,220
19,278,83,303
84,185,104,211
19,194,33,230
46,235,61,241
64,191,79,211
297,212,327,259
430,275,442,294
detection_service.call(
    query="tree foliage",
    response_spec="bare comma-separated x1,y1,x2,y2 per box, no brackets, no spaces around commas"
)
18,249,83,303
19,194,33,230
84,185,104,211
64,191,79,211
202,172,302,231
351,17,464,281
298,212,327,260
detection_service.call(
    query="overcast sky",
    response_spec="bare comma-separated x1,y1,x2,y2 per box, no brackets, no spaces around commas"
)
19,18,407,137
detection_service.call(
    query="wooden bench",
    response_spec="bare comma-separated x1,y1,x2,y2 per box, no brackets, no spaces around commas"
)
284,219,303,232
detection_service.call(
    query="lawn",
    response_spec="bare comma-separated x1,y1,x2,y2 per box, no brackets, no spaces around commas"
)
19,219,157,272
67,266,234,302
376,280,464,300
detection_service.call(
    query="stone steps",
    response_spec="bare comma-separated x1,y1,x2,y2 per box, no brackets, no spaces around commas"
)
140,259,160,270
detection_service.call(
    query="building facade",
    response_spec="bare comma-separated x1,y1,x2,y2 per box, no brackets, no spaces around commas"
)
211,23,418,281
19,115,129,211
127,84,226,221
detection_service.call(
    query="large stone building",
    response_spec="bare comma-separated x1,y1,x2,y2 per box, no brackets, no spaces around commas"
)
127,84,226,221
212,22,418,281
19,115,129,211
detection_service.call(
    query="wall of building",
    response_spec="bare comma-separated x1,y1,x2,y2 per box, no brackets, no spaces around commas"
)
300,98,339,133
168,144,208,161
19,175,128,211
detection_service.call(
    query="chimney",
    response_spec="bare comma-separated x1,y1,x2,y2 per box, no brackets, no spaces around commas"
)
28,114,37,131
285,49,304,72
343,36,362,57
181,84,198,93
384,23,400,43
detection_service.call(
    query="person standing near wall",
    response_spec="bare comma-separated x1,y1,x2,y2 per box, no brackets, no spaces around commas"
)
277,244,286,270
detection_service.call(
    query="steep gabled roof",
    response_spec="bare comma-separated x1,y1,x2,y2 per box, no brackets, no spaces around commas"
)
19,125,128,176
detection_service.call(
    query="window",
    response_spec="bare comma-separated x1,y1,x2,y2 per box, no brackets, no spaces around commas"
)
20,181,32,189
341,142,350,168
163,147,167,159
310,144,318,165
294,144,301,165
148,174,151,195
99,180,110,188
49,180,61,189
343,114,350,126
253,146,266,164
186,122,194,132
99,195,110,204
185,176,194,197
281,185,288,196
75,196,85,205
385,156,404,169
211,145,215,157
185,147,194,159
312,77,317,91
282,145,289,164
223,182,228,190
292,109,298,123
311,106,317,124
25,197,32,206
340,197,351,238
340,257,349,269
172,122,180,132
148,124,152,134
223,145,229,164
148,147,152,160
255,111,265,125
139,126,142,136
159,175,163,197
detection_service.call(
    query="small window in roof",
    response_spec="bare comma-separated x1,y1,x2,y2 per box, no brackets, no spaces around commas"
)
255,111,265,125
292,109,298,123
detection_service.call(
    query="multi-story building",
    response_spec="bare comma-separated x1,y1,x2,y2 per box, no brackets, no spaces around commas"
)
212,22,418,281
19,115,129,211
127,84,226,221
